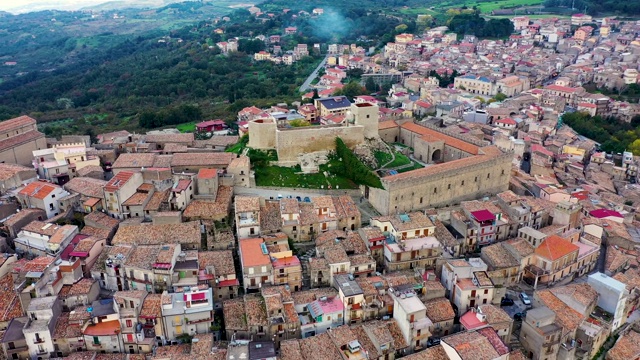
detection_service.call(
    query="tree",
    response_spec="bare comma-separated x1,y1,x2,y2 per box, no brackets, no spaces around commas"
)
312,89,319,100
365,77,377,92
289,119,311,127
629,139,640,156
337,81,367,100
493,92,508,102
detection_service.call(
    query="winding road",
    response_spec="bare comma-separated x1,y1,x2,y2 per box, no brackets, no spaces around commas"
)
299,55,329,93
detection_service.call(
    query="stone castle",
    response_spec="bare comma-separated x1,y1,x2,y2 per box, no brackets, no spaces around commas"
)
246,100,511,214
247,102,379,166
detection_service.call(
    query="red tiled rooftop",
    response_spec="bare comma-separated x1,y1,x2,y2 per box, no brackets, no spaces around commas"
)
19,181,59,200
104,171,135,192
83,320,120,336
535,235,580,261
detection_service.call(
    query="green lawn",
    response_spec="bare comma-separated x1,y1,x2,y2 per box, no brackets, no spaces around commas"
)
254,165,357,189
398,7,440,15
374,150,412,169
473,0,544,13
398,162,425,173
176,122,196,133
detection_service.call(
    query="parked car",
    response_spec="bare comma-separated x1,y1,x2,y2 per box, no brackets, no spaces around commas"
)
303,197,311,202
500,297,514,307
296,196,302,201
277,194,283,200
427,337,440,348
514,311,527,321
520,292,532,307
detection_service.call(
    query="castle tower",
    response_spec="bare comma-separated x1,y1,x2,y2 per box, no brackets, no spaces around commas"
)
552,201,582,230
350,102,379,139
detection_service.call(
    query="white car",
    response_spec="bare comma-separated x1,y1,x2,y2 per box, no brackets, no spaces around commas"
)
520,292,532,307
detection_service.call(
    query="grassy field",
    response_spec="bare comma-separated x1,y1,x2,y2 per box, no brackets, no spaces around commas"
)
374,149,415,169
254,165,357,189
176,122,196,133
473,0,544,13
398,6,440,15
486,14,569,18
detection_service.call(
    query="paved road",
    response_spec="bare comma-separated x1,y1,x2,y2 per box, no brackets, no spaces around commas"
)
299,55,329,93
234,187,359,199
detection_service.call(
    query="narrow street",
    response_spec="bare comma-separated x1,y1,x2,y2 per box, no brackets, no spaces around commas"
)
299,55,329,93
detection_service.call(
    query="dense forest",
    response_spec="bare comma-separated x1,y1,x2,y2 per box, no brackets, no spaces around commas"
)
544,0,640,15
447,13,514,38
561,112,640,155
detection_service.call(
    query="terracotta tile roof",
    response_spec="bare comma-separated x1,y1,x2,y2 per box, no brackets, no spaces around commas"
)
280,339,304,360
402,345,448,359
19,181,59,199
122,192,150,206
0,130,44,152
145,133,194,144
478,304,512,325
323,245,349,264
0,115,36,132
290,287,337,305
228,155,249,169
0,274,22,322
299,332,342,360
143,189,169,211
125,245,161,269
442,330,501,360
548,283,597,309
3,208,44,228
64,351,98,360
383,145,503,183
80,226,111,240
140,293,162,318
401,122,480,155
152,344,192,360
608,329,640,360
222,298,247,331
64,177,107,198
378,120,398,130
333,195,360,218
76,165,104,177
83,319,120,336
183,186,232,220
239,237,271,267
197,168,218,180
22,255,55,272
482,242,519,269
244,294,268,326
384,319,408,349
68,278,96,295
69,305,92,321
235,196,261,212
72,236,100,254
92,245,133,272
0,163,33,180
535,235,580,261
170,152,235,167
112,221,200,247
53,312,83,338
425,297,456,323
84,211,120,229
104,171,137,192
299,202,318,225
194,135,239,148
373,211,434,232
198,251,235,276
536,289,584,335
112,153,157,169
504,237,535,258
189,333,213,359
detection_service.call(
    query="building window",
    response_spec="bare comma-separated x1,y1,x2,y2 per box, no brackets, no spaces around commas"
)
461,180,465,186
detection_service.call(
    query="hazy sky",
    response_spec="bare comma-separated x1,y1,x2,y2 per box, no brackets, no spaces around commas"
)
0,0,113,13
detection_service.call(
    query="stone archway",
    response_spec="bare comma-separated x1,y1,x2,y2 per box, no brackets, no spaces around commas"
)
431,149,442,163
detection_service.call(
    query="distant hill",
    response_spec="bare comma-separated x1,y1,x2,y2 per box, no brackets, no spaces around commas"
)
1,0,194,14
